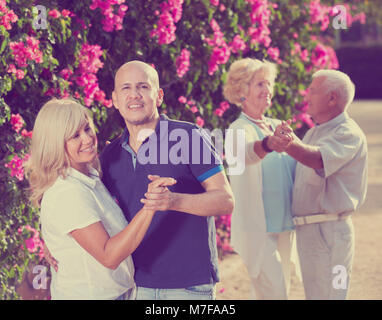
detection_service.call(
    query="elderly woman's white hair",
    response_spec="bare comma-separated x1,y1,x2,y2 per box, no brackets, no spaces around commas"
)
223,58,277,106
313,69,355,110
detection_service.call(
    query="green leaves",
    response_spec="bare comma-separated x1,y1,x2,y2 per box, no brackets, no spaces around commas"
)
0,38,8,55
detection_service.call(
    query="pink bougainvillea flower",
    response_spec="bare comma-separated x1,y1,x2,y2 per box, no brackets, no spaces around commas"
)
291,43,309,63
220,101,230,111
10,113,25,133
7,64,17,74
267,46,282,64
300,49,309,62
72,43,111,107
309,0,333,31
4,154,30,181
18,225,45,259
21,129,33,138
213,101,230,117
178,96,187,104
296,112,315,128
61,9,72,17
60,68,73,80
196,116,204,127
90,0,128,32
0,1,18,30
213,108,224,117
246,0,272,48
190,106,198,113
48,9,61,18
311,42,339,70
9,36,43,68
103,99,113,108
229,35,246,54
15,69,25,79
175,49,190,78
205,20,231,76
151,0,184,45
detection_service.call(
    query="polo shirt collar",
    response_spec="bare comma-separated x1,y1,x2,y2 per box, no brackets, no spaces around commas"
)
67,166,99,189
120,113,170,145
315,111,349,131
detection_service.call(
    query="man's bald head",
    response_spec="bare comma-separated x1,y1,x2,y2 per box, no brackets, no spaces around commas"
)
114,61,160,90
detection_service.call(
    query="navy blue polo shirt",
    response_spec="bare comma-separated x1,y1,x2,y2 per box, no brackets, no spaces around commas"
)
100,114,224,288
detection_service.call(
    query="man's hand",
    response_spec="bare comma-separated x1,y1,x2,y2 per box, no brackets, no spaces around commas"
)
268,120,294,152
140,175,177,211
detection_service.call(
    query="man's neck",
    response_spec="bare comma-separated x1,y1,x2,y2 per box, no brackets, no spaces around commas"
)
314,108,343,125
125,116,160,152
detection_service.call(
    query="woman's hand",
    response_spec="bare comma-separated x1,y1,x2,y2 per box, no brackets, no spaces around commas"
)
267,120,294,152
140,175,177,211
274,120,293,139
43,243,58,272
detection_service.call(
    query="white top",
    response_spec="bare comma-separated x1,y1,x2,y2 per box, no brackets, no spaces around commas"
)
40,167,135,300
292,112,368,216
227,113,300,280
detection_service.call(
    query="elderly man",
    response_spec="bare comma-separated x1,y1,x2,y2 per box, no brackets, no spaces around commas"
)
100,61,234,300
277,70,368,299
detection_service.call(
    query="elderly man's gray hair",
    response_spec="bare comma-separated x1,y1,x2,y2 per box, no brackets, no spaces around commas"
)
313,70,355,110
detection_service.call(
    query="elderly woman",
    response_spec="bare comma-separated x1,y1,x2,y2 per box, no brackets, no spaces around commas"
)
223,58,300,300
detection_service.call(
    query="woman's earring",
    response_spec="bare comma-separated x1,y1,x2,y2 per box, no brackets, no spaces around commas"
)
240,97,246,102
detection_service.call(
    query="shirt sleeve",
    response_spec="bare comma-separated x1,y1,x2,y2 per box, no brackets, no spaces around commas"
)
46,185,101,235
188,126,224,182
228,119,261,165
318,125,363,178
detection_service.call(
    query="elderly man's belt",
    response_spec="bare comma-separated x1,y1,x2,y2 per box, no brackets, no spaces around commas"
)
293,213,350,226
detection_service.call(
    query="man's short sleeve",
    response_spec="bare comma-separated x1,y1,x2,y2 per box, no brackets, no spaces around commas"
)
318,126,363,178
188,127,224,182
45,186,101,235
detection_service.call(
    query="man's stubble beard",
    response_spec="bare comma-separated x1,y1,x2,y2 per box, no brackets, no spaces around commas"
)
125,108,159,126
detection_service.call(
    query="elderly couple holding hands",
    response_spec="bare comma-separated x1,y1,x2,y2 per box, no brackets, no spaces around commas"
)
26,58,367,300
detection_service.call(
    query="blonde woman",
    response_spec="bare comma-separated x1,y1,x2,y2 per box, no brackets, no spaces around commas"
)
25,99,175,300
223,58,300,300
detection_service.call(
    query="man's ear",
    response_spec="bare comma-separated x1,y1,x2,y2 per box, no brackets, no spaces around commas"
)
329,90,339,107
112,91,118,109
157,88,164,106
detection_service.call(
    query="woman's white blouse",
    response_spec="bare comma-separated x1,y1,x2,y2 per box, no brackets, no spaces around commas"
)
40,167,135,300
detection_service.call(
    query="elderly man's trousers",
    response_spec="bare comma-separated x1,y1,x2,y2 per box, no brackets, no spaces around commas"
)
296,218,354,300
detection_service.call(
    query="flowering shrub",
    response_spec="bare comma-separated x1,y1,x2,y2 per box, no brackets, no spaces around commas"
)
1,0,367,298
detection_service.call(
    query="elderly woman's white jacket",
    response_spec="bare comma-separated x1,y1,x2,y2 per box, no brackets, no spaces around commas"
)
227,115,300,282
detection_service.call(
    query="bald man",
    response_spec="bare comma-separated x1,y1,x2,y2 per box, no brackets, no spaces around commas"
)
100,61,234,300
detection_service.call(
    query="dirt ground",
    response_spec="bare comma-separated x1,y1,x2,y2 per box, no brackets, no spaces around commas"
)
216,100,382,300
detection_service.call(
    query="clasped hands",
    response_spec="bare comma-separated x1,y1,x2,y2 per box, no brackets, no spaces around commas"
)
140,175,177,212
43,175,177,273
266,119,295,153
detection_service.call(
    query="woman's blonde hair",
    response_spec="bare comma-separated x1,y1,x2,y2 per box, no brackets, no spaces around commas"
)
25,98,100,207
223,58,277,106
